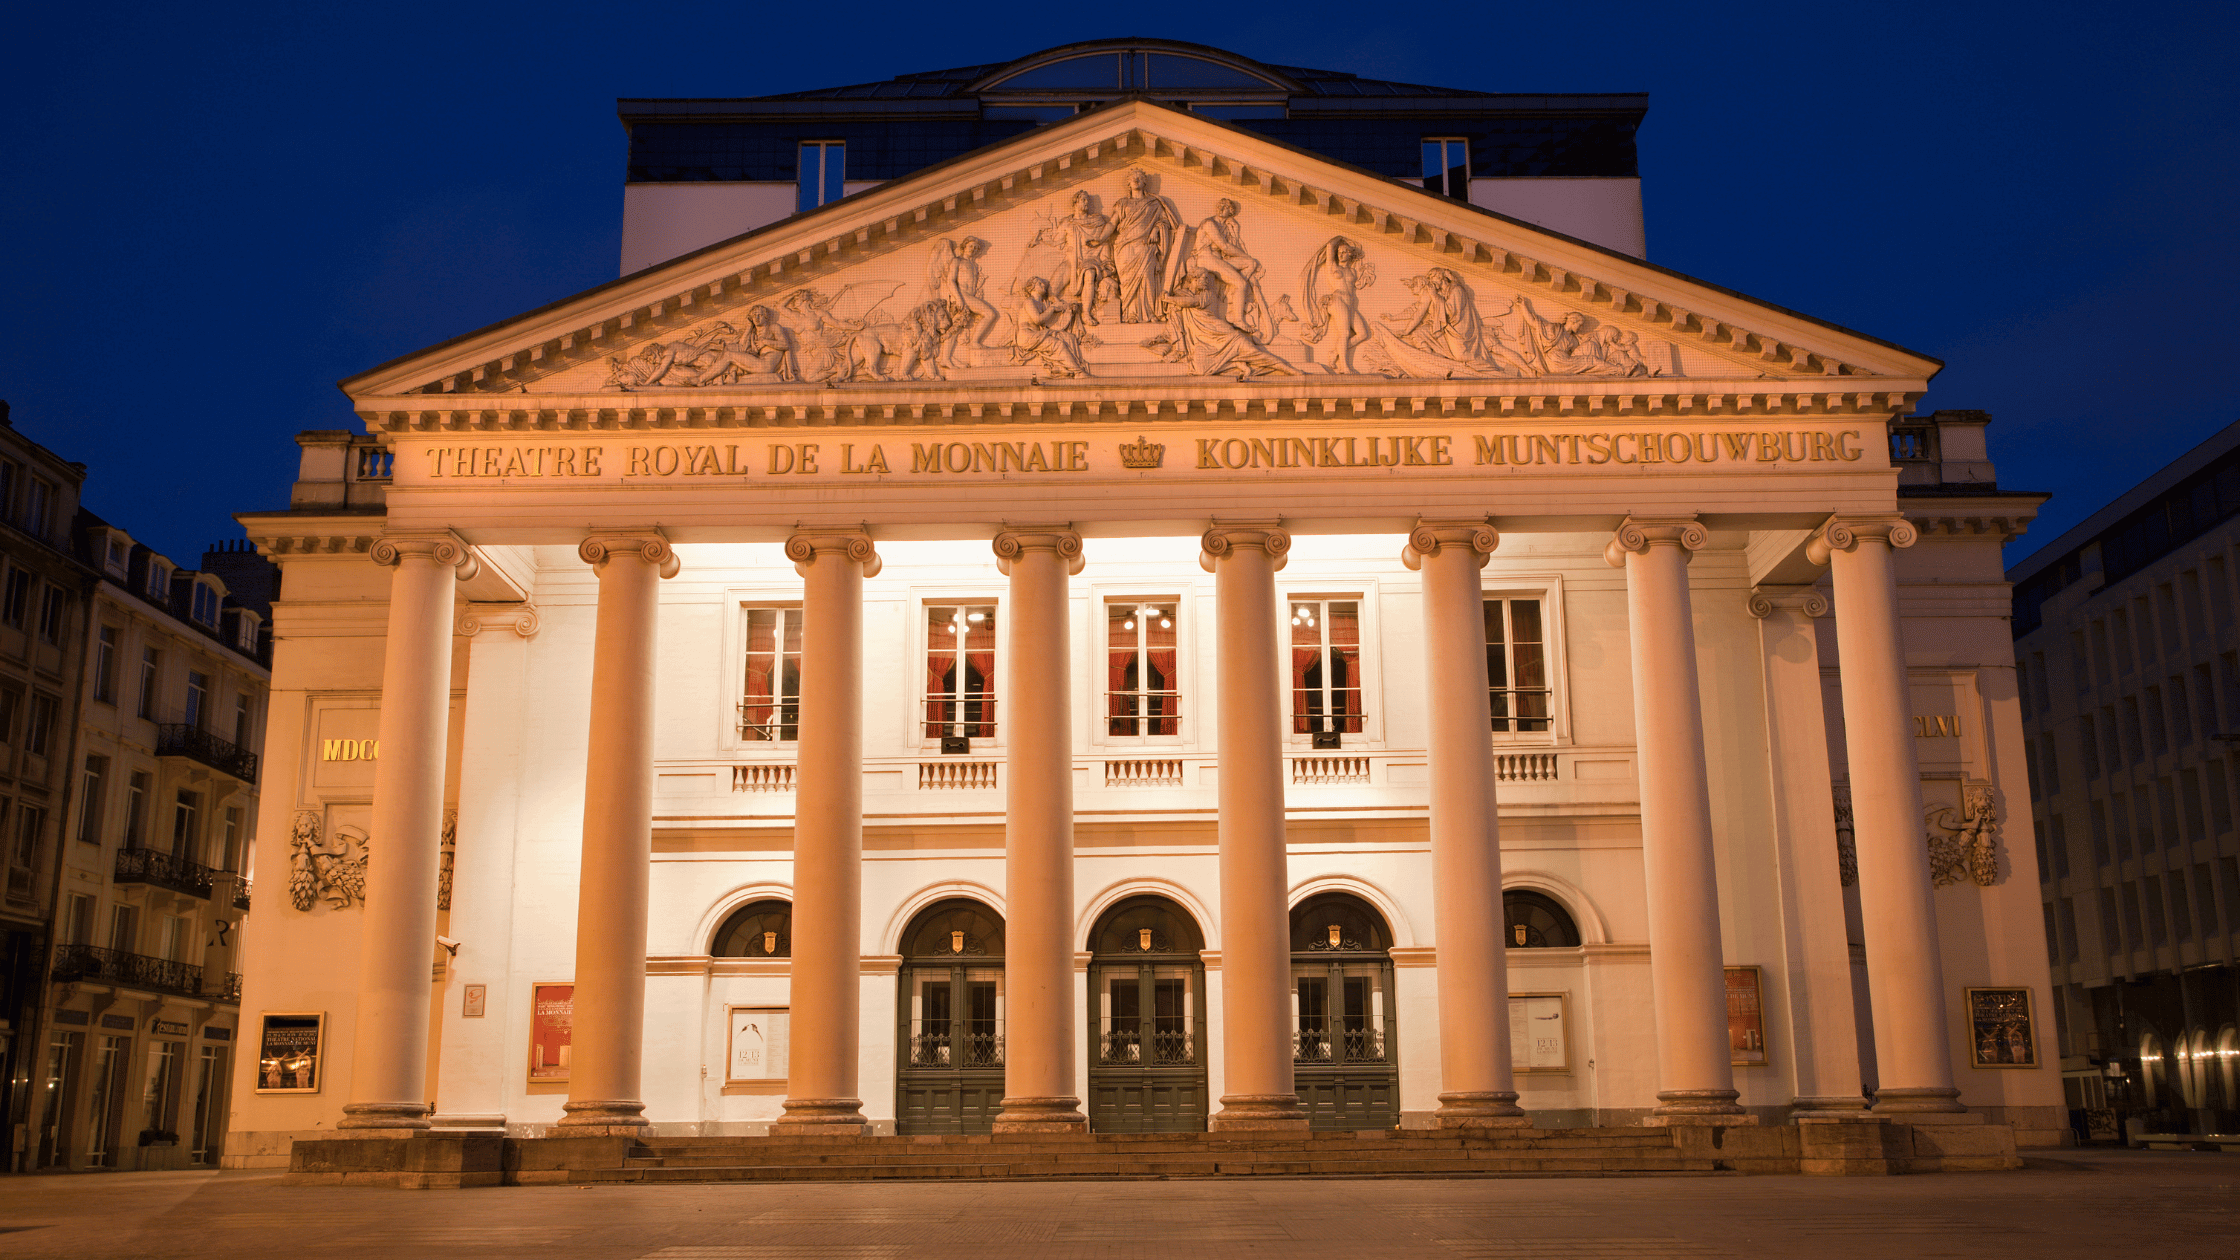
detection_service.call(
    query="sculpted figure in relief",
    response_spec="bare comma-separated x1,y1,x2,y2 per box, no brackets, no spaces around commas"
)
1179,199,1269,337
1030,191,1118,325
1142,271,1299,379
1107,169,1183,323
927,237,1001,365
603,309,800,390
1505,298,1662,377
1009,276,1091,378
1368,267,1527,378
1298,236,1377,373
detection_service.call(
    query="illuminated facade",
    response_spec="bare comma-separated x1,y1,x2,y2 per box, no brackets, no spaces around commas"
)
225,43,2064,1165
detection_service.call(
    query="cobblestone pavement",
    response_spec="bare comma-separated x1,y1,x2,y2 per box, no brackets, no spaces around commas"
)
1,1150,2232,1259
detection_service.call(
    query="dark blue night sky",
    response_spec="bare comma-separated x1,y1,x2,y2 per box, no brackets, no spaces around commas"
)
3,1,2233,568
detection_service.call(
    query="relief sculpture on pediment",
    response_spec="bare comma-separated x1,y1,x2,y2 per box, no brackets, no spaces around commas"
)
574,163,1709,394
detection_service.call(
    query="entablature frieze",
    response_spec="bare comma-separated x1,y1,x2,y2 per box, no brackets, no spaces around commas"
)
353,383,1926,433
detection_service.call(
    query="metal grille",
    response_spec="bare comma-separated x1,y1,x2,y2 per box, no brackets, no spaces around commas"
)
114,847,215,900
52,943,205,999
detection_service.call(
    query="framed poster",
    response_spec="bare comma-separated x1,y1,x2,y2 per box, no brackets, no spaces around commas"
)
529,982,574,1083
1726,966,1768,1067
255,1012,324,1094
1965,987,2038,1067
726,1007,790,1082
1508,993,1568,1073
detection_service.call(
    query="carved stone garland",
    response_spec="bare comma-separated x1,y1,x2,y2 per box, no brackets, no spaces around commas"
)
1926,783,2001,888
437,809,457,912
287,811,369,912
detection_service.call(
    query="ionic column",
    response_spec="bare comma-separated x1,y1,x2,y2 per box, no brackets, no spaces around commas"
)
776,530,880,1133
558,534,679,1133
1605,517,1747,1123
341,533,476,1133
1748,586,1872,1118
992,526,1088,1133
1810,515,1964,1115
1402,520,1529,1128
1199,521,1307,1131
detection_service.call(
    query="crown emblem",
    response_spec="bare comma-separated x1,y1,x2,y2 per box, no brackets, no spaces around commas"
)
1118,436,1165,469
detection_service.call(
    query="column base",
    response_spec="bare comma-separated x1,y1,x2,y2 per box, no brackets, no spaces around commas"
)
1871,1086,1973,1118
1434,1091,1533,1128
1211,1094,1311,1132
1789,1095,1875,1121
337,1102,431,1135
1646,1089,1755,1125
554,1099,649,1135
773,1097,870,1135
992,1096,1088,1134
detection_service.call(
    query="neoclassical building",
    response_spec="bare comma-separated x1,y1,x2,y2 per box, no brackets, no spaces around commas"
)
224,49,2065,1164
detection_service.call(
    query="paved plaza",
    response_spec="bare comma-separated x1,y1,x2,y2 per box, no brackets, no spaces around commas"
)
1,1151,2232,1259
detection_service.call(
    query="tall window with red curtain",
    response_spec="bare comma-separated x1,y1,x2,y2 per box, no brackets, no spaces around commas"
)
1107,602,1180,736
740,608,804,740
1289,600,1363,734
1483,598,1550,733
925,604,998,740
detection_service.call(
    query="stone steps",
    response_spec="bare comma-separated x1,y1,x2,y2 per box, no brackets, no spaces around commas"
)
581,1127,1717,1183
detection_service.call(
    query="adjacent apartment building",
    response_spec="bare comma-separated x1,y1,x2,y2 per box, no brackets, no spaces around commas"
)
1,402,277,1173
2009,418,2240,1141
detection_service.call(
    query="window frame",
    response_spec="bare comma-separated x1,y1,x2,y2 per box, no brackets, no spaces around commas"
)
796,140,846,212
920,597,1003,747
93,625,118,703
78,755,108,845
719,585,805,755
1482,591,1562,742
1097,594,1186,746
736,604,805,745
1277,583,1386,748
1421,136,1471,200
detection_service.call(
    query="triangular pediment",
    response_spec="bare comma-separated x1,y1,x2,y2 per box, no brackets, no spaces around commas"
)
343,100,1937,418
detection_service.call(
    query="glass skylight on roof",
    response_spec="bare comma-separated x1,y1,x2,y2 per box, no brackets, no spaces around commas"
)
990,54,1120,90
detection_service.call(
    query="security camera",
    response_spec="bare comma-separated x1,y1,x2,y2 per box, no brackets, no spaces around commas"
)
436,936,461,957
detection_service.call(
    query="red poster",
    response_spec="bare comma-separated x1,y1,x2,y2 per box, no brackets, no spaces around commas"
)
529,982,573,1082
1725,966,1767,1067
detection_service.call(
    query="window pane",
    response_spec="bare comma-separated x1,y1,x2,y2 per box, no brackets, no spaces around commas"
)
1421,140,1443,187
1329,602,1361,731
926,605,996,739
992,53,1120,89
1143,54,1269,88
822,143,844,207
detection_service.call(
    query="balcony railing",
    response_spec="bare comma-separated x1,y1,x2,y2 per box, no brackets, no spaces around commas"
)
52,944,204,999
218,972,243,1003
231,879,251,913
115,847,215,900
155,724,259,783
1293,1017,1391,1066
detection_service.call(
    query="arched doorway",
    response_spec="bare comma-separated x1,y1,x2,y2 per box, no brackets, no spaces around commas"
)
1087,895,1208,1132
894,899,1005,1134
1289,892,1398,1130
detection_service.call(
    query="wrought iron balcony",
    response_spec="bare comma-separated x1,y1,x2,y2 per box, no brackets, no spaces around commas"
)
231,879,251,913
155,724,259,783
114,847,215,900
218,972,243,1003
51,943,205,999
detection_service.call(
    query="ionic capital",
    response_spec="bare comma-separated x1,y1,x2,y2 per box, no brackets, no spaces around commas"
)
1805,514,1919,566
1602,515,1708,568
457,602,541,638
578,532,681,579
1401,518,1499,571
370,531,479,582
992,524,1084,577
784,529,881,579
1198,519,1290,574
1747,586,1829,620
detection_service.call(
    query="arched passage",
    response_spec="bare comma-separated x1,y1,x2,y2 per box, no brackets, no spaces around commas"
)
1086,894,1208,1133
1288,891,1398,1130
894,898,1005,1134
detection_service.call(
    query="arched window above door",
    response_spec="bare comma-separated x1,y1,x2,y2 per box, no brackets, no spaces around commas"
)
1289,893,1392,953
902,899,1005,958
1503,890,1581,948
711,900,791,957
1091,895,1205,956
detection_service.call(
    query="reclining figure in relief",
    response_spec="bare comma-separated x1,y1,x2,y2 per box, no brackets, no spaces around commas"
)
1142,271,1299,379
